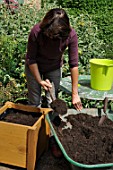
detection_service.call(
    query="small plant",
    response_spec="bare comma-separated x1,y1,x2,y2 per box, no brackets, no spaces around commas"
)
0,78,28,106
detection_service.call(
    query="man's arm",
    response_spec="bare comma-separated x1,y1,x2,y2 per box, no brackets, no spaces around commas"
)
70,66,82,111
29,64,52,90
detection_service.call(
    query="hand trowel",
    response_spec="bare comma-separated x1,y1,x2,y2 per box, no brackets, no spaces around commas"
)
98,97,108,126
48,83,68,126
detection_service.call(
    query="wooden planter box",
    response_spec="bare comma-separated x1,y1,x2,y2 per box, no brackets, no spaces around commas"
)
0,101,52,170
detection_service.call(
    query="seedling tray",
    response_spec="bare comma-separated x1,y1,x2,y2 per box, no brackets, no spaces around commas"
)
46,108,113,169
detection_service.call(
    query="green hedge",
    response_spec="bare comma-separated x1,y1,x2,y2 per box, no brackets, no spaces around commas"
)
49,0,113,58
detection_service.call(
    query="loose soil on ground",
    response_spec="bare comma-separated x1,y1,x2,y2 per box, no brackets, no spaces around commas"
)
53,113,113,165
36,148,70,170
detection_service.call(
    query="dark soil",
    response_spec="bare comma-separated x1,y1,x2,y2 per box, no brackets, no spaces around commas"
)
36,148,70,170
0,108,42,126
53,113,113,165
50,98,68,115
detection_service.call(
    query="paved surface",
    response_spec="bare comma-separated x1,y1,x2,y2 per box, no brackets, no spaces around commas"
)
0,164,26,170
0,163,41,170
0,161,113,170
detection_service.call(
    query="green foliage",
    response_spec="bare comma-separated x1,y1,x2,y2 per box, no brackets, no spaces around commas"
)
0,2,112,109
0,4,52,105
48,0,113,59
62,12,105,76
93,10,113,58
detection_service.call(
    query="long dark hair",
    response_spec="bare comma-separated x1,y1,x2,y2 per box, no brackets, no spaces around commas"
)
40,8,71,39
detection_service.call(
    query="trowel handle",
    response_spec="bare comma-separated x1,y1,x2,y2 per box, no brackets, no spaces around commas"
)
103,97,108,113
48,88,55,101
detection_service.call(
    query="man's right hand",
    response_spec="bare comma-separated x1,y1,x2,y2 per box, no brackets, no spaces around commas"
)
40,79,52,90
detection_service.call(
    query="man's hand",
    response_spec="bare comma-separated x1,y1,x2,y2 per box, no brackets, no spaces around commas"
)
72,93,83,111
40,79,52,90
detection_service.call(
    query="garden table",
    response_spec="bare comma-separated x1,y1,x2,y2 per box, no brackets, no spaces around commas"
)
60,75,113,108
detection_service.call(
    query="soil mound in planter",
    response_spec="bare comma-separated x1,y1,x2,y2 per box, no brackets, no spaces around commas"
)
53,113,113,165
0,108,42,126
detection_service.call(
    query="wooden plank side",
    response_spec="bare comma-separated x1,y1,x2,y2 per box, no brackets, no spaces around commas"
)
5,101,41,113
36,117,50,159
3,102,52,114
0,122,28,168
27,121,41,170
0,103,9,114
